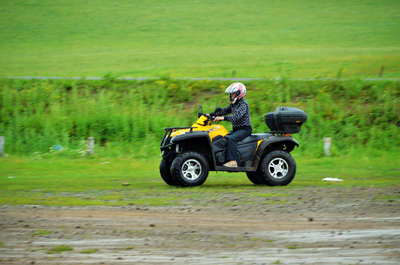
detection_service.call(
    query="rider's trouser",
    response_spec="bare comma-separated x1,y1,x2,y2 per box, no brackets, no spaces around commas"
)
226,126,252,162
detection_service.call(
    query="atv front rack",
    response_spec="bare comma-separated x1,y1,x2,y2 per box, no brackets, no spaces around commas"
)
160,126,198,149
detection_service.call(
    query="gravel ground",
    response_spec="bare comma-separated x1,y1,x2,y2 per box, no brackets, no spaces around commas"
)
1,186,399,264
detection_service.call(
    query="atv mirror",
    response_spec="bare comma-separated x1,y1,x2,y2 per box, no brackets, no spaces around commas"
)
214,106,222,113
199,104,202,112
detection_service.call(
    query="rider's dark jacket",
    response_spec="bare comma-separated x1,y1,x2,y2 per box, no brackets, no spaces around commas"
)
214,98,252,131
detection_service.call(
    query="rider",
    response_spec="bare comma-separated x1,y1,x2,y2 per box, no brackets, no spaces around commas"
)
211,82,252,167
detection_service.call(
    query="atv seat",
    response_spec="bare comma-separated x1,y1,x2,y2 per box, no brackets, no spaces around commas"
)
225,133,273,145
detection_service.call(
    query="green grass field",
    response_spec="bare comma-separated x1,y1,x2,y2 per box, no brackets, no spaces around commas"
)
1,153,399,206
1,0,399,78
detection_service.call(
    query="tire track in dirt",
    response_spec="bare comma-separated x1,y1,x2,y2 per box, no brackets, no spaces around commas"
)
1,205,399,264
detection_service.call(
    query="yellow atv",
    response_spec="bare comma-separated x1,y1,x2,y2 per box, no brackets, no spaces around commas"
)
160,105,307,187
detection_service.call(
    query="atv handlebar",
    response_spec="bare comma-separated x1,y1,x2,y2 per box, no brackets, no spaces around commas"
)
198,113,219,122
197,106,222,122
210,106,222,121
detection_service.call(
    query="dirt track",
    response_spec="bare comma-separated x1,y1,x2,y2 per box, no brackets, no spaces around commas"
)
1,187,399,264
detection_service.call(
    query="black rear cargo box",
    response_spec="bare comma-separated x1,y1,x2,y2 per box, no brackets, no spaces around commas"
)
265,107,307,133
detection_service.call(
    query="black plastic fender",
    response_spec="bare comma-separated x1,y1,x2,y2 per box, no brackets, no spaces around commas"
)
253,135,299,170
171,131,211,143
171,131,217,169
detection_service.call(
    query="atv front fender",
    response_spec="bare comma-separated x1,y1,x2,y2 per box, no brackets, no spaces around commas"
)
169,132,217,170
171,131,211,144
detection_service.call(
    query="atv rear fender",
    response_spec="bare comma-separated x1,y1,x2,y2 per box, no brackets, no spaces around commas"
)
252,135,299,171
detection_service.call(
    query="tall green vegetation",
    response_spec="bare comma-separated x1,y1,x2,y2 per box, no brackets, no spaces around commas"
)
0,77,399,157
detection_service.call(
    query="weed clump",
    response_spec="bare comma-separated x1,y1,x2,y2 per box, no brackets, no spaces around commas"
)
47,245,73,254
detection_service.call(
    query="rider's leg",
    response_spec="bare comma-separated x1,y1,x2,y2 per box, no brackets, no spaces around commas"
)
224,127,252,167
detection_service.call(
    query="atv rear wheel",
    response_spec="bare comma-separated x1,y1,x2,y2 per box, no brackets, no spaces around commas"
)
171,152,209,187
259,150,296,186
159,158,177,186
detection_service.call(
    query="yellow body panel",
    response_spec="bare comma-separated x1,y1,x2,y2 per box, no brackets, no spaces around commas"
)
170,115,229,141
255,139,263,154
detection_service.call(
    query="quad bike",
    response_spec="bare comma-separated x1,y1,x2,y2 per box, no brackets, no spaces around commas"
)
159,105,307,187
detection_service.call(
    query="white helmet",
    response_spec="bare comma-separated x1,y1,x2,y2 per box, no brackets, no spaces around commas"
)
225,82,246,104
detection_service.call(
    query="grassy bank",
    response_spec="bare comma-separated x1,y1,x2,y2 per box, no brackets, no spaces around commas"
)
0,0,399,78
0,77,399,157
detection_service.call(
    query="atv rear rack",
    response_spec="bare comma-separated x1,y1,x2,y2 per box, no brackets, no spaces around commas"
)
160,126,198,149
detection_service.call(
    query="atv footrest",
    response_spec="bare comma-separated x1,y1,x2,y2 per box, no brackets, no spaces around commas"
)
215,166,256,172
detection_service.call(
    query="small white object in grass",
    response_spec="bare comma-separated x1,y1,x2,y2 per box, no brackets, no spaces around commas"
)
100,161,109,164
322,178,343,182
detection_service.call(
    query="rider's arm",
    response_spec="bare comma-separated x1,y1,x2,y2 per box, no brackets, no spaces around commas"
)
223,100,250,124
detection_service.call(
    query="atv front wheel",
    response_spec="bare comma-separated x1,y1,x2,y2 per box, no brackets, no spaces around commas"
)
171,152,209,187
159,158,177,186
259,151,296,186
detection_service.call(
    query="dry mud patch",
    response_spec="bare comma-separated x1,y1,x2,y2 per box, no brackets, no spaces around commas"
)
0,187,399,264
